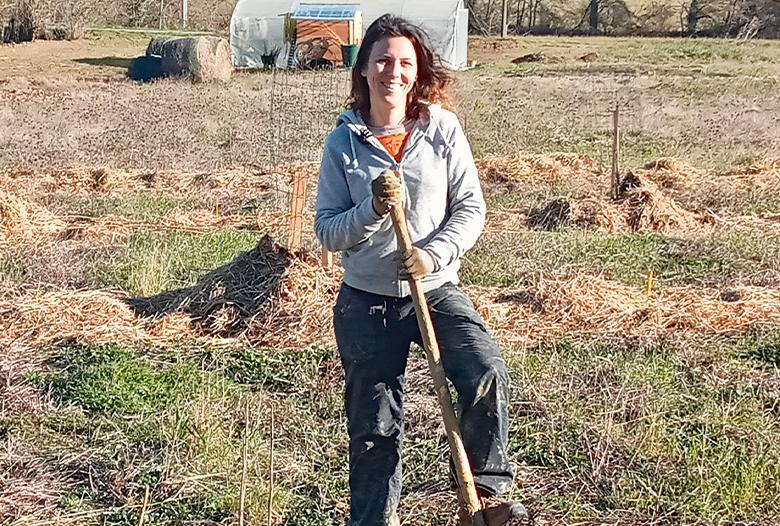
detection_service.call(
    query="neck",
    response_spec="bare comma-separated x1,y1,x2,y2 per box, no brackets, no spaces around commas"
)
367,100,406,127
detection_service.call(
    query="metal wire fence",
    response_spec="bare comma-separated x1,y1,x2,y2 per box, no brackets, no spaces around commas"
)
266,67,352,168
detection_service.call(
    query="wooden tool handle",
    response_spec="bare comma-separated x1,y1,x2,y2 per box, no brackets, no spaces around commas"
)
388,193,485,522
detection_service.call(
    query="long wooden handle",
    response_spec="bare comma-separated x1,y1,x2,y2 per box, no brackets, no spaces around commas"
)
388,195,485,524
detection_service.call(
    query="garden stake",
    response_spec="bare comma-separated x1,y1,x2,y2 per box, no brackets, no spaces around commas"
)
387,170,487,526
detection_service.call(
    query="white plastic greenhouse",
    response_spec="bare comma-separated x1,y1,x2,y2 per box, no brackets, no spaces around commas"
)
230,0,468,69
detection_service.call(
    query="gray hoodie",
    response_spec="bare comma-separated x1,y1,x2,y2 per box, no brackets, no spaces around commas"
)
314,104,485,298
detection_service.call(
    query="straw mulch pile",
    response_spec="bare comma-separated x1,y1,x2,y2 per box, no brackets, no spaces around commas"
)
0,163,320,198
0,189,65,246
518,172,708,235
476,152,602,186
632,158,708,189
484,209,528,233
632,157,780,193
0,241,341,350
569,176,708,234
246,255,341,349
708,158,780,192
468,274,780,341
476,154,780,200
525,169,780,235
4,267,780,349
0,289,151,345
0,187,308,252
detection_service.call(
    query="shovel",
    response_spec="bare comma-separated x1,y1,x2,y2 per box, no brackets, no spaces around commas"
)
387,181,488,526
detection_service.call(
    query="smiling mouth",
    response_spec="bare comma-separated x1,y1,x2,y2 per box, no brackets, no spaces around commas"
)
381,82,407,91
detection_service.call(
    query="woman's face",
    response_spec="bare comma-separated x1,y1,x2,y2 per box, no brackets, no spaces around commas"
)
362,35,418,114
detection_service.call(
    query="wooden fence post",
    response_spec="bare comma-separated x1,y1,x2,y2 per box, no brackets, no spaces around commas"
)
611,102,620,200
287,170,306,252
321,248,333,269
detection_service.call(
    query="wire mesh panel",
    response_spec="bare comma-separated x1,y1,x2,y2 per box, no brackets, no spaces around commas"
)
267,67,352,168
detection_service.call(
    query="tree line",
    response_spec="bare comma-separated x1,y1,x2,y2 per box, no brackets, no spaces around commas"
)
3,0,780,43
465,0,780,38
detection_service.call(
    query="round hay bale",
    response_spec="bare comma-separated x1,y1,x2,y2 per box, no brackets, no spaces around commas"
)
159,36,232,82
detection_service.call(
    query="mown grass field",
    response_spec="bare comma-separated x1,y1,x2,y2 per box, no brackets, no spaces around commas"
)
1,33,780,525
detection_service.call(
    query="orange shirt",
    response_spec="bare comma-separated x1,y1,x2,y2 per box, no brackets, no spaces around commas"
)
375,130,411,163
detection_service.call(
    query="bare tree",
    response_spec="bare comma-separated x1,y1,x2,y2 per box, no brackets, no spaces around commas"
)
686,0,700,33
589,0,599,32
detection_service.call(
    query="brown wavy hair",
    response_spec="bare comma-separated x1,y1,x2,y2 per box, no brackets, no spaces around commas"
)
348,14,454,122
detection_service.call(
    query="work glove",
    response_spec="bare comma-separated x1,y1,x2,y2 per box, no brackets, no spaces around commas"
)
371,170,403,216
399,247,435,281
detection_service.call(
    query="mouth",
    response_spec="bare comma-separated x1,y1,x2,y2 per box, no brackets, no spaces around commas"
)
381,81,408,92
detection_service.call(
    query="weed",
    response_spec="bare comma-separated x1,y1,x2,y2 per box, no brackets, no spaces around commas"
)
38,343,242,414
223,345,334,390
93,229,263,295
461,230,742,288
735,328,780,367
0,256,26,281
503,334,780,520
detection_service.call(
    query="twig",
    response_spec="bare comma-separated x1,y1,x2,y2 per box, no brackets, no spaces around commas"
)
239,399,249,526
160,472,227,484
267,404,275,526
138,486,150,526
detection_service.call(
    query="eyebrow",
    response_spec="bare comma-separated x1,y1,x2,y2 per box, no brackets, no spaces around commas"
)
376,53,416,61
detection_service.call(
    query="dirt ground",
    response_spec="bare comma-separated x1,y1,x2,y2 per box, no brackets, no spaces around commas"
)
0,33,152,80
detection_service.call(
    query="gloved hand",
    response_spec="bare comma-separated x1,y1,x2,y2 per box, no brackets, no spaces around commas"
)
399,247,435,281
371,170,403,216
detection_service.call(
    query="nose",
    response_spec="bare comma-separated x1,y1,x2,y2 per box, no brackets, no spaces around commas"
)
390,59,402,78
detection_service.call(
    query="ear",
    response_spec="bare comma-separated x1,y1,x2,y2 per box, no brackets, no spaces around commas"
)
361,68,367,78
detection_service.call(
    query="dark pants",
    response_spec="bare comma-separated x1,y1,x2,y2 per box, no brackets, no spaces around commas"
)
333,282,513,526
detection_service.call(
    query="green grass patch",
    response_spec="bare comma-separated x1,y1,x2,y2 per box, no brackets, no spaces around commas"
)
0,256,26,282
224,345,334,389
36,343,241,414
93,229,263,295
462,231,730,287
12,342,349,525
41,192,206,221
462,229,780,288
504,332,780,521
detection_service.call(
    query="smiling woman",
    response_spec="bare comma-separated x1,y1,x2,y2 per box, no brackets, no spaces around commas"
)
314,13,527,526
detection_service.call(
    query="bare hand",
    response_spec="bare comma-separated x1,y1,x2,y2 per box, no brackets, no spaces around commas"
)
371,169,402,216
399,247,435,281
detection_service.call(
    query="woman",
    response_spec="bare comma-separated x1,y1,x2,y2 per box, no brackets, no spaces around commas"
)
315,14,526,526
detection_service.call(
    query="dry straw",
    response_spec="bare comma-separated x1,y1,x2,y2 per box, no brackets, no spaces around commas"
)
3,264,780,350
3,155,780,351
476,152,602,186
569,177,707,234
0,163,319,198
477,155,780,235
469,274,780,341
